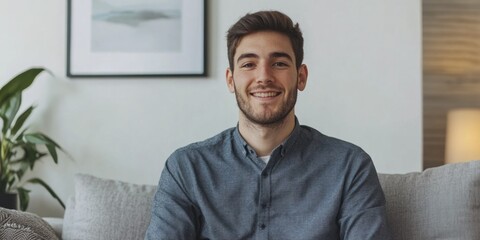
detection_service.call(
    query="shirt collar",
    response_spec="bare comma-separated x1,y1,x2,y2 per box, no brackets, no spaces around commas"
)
233,117,302,157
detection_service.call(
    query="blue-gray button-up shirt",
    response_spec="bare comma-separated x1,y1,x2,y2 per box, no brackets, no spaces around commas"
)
145,121,391,239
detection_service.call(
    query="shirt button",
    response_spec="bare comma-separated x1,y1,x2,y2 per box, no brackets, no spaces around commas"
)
262,172,268,177
261,203,267,209
260,224,266,230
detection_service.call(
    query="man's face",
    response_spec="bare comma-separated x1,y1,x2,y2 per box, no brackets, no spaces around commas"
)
226,31,307,125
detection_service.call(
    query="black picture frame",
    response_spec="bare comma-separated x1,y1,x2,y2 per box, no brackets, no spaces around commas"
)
67,0,206,78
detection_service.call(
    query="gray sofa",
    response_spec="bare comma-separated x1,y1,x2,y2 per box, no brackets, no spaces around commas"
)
3,160,480,239
379,160,480,239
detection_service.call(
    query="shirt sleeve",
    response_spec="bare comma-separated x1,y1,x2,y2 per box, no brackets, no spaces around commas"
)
338,154,392,240
144,157,199,240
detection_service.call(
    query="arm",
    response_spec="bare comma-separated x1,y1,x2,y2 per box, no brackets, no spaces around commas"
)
145,158,199,240
338,155,391,240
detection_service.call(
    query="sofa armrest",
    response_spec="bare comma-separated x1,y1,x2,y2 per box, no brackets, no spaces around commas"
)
43,217,63,239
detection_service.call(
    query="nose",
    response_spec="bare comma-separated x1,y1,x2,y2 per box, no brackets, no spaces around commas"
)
256,63,273,84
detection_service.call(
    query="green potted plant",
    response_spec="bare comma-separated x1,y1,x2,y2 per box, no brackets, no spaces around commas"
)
0,68,65,211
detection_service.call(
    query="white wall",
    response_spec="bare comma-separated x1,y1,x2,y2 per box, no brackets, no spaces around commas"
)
0,0,421,217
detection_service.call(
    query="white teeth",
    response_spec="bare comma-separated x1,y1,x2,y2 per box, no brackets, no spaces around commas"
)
252,92,278,98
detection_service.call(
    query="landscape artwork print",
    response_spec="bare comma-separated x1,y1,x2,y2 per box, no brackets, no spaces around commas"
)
67,0,205,77
91,0,182,53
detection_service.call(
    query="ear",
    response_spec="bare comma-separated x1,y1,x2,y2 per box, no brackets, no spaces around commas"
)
226,68,235,93
297,64,308,91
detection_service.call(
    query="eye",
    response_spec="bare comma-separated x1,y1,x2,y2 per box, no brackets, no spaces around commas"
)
273,62,289,68
240,62,255,69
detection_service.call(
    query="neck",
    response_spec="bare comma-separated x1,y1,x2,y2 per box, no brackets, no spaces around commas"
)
238,112,296,157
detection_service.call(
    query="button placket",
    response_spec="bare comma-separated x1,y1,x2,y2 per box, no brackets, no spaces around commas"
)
257,167,271,238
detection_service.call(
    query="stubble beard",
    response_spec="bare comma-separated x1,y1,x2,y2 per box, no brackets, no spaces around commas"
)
234,83,298,127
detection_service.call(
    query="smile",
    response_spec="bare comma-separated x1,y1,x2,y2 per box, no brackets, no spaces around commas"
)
251,92,281,98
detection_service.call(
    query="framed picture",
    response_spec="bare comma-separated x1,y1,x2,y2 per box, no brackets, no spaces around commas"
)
67,0,206,77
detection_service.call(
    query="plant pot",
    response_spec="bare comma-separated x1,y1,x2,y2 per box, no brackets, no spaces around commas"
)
0,192,18,210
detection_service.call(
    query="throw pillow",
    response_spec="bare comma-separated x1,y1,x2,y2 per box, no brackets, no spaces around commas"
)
0,207,59,240
61,174,157,240
61,196,75,238
378,160,480,240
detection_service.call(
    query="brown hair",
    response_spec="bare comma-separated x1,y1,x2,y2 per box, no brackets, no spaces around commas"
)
226,11,304,71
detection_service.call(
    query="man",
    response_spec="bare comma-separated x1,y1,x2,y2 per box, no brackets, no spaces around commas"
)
145,10,391,240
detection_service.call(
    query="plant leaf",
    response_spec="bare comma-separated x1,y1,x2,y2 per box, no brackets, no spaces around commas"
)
23,133,62,164
19,144,45,170
0,93,22,134
11,106,34,136
6,173,16,191
15,128,28,141
17,187,31,211
26,178,65,209
0,68,45,108
46,144,58,164
13,162,30,182
24,133,62,149
0,115,7,135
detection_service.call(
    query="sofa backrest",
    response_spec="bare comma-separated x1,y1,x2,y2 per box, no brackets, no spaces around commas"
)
378,160,480,240
62,174,157,240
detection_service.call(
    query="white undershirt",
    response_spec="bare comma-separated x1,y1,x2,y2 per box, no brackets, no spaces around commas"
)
259,155,271,164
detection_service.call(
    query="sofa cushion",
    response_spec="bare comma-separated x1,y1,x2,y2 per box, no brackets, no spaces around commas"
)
378,160,480,240
0,207,59,240
62,174,157,240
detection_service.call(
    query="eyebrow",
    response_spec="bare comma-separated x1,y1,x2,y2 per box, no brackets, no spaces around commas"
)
270,52,293,61
236,52,294,64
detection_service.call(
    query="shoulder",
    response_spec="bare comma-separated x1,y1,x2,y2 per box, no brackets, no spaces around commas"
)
295,125,374,176
179,127,235,152
298,125,368,159
167,127,236,164
297,125,380,188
